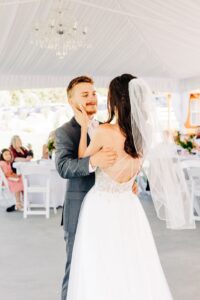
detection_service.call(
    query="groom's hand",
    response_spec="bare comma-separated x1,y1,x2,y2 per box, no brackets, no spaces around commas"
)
90,147,117,169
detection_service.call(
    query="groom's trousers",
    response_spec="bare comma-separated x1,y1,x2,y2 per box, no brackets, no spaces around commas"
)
61,231,75,300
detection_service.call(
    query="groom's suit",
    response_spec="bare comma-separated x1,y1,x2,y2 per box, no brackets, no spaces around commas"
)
55,117,95,300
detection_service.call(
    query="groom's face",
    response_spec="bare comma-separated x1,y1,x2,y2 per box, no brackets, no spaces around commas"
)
69,82,98,116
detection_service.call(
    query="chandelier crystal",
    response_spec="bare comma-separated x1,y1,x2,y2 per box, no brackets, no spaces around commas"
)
31,0,90,59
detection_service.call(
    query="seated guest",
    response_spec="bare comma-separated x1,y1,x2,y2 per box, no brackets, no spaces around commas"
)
42,144,49,160
10,135,33,162
0,149,23,212
195,127,200,139
42,131,55,159
163,129,174,143
194,127,200,150
27,143,34,158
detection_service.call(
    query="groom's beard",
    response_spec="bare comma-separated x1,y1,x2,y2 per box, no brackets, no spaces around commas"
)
85,102,97,116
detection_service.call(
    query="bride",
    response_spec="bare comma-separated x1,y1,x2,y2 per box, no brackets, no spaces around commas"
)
67,74,173,299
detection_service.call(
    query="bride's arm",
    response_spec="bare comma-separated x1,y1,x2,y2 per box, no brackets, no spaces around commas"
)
74,105,104,158
79,127,103,158
78,125,88,158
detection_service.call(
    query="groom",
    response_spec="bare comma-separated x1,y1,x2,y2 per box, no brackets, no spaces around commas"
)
55,76,118,300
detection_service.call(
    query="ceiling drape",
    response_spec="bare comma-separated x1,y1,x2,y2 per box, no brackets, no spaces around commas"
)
0,0,200,91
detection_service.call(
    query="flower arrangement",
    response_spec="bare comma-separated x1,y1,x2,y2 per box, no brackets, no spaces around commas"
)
175,131,195,153
47,138,55,154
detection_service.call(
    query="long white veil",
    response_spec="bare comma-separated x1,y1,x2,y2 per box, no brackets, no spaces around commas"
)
129,79,195,230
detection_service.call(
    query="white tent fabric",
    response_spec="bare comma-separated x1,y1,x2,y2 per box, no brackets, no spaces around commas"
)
0,0,200,91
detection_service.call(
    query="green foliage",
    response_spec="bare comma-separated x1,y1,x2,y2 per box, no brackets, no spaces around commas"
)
9,88,66,107
47,139,55,153
2,87,107,108
175,131,195,153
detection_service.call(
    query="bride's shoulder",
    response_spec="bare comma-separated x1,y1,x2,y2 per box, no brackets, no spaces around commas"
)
93,123,121,143
98,123,115,131
93,123,114,141
95,123,112,133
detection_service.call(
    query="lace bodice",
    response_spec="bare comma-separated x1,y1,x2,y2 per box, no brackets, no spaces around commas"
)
93,169,136,193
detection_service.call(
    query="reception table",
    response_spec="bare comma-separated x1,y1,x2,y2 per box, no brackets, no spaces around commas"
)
13,160,66,208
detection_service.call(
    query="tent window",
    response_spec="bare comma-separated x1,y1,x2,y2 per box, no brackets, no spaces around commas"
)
154,93,178,130
190,97,200,126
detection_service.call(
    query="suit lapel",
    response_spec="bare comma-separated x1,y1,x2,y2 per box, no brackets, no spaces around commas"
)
70,117,80,128
70,117,90,146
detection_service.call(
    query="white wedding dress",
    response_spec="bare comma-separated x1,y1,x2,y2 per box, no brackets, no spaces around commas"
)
67,162,173,300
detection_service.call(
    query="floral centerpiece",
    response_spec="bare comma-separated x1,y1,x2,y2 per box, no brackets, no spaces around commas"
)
174,131,195,153
47,138,55,157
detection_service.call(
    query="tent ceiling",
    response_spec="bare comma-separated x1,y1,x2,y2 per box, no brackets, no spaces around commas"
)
0,0,200,91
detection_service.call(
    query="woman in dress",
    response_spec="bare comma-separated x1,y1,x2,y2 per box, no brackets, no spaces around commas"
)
0,148,23,211
66,74,173,300
10,135,33,163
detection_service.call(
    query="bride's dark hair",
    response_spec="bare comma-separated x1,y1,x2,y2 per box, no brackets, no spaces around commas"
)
107,74,139,158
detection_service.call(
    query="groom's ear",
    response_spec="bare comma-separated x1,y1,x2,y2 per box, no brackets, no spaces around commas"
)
68,94,74,107
68,97,72,105
66,86,73,104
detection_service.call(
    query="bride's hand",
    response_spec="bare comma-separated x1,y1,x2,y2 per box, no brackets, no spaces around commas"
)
74,105,90,130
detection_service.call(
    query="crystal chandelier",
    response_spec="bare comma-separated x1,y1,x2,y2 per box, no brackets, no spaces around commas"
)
31,0,89,59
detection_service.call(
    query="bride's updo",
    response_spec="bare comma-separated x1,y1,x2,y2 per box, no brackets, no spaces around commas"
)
107,74,139,158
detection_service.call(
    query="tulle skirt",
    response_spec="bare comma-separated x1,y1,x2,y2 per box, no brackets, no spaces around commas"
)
67,189,173,300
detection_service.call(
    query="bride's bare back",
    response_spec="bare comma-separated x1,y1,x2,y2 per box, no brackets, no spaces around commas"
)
84,123,141,184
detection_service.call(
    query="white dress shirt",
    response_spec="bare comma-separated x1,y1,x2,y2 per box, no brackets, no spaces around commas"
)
88,119,99,173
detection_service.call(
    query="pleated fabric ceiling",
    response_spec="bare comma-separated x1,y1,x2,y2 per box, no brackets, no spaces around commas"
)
0,0,200,91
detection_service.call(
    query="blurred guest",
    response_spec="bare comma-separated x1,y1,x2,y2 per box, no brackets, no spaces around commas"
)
42,144,49,160
163,129,174,143
195,127,200,139
27,143,34,158
194,127,200,150
42,131,56,159
10,135,33,162
0,148,23,212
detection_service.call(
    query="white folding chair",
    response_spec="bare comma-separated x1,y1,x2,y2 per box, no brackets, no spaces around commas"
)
21,165,51,218
181,160,200,221
39,160,57,214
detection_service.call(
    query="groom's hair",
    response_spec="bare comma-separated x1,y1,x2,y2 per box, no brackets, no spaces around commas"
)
67,76,94,98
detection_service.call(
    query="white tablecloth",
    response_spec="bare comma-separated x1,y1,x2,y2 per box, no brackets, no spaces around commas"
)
13,160,66,207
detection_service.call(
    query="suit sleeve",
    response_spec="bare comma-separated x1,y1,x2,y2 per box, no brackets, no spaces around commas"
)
55,127,90,179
